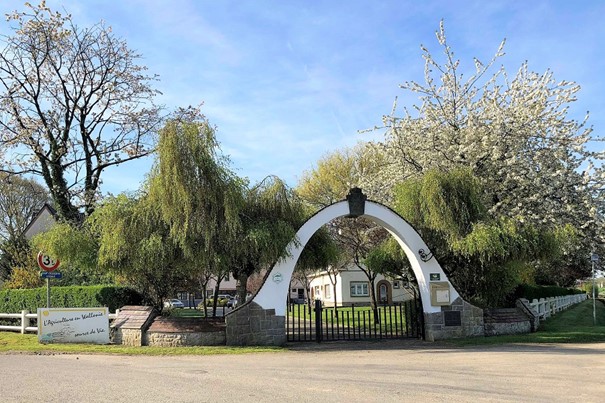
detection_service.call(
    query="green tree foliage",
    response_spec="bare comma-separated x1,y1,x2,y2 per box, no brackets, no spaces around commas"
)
0,2,162,220
0,234,39,290
296,227,339,273
31,221,112,286
0,235,33,285
363,239,409,281
91,194,185,310
147,110,243,314
92,112,245,311
297,143,387,208
233,176,307,302
393,168,564,307
294,227,340,308
148,109,243,261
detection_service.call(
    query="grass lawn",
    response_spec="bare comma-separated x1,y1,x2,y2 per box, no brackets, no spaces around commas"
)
0,331,282,355
288,301,420,330
450,299,605,346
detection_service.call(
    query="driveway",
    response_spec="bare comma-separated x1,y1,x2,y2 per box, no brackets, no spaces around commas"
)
1,340,603,402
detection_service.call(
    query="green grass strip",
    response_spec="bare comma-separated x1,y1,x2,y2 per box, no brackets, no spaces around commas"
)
450,299,605,346
0,332,282,355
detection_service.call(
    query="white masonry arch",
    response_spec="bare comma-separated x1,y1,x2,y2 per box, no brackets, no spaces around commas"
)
252,200,460,316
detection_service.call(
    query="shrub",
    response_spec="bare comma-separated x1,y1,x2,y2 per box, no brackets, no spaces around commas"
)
514,284,584,301
0,285,143,313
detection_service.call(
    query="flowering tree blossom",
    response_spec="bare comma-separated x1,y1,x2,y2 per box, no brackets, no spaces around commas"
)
0,2,162,221
372,22,604,245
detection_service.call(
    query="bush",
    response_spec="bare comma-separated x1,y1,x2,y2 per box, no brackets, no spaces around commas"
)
0,285,143,313
204,297,228,307
514,284,584,301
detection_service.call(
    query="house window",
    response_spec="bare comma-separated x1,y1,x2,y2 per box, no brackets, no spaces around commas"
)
324,285,331,299
393,281,400,289
314,285,321,299
350,282,369,297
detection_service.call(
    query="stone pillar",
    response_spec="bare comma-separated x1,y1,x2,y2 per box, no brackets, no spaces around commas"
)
516,298,540,332
225,302,286,346
424,297,484,341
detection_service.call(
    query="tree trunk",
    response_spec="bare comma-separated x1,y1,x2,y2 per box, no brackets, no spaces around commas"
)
236,273,249,306
369,278,379,323
199,277,210,318
333,282,338,312
211,278,223,318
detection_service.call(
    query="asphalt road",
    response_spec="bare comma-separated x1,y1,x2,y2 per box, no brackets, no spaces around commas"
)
1,340,604,402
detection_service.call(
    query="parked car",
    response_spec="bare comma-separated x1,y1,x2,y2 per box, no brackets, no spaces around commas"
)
164,299,185,308
227,296,238,308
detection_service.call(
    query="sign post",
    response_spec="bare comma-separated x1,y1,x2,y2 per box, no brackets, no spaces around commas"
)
37,252,61,308
591,253,599,326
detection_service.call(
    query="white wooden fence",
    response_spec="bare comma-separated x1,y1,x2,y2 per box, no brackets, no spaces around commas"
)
0,310,119,334
528,294,587,320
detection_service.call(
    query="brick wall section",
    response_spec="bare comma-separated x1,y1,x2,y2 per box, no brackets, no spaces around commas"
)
225,301,286,346
424,297,484,341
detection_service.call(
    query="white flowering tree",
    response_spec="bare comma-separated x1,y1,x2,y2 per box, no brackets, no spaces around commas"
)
0,2,162,221
375,22,603,229
371,22,604,281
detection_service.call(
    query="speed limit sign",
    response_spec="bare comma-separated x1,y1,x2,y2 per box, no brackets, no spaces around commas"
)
37,251,60,272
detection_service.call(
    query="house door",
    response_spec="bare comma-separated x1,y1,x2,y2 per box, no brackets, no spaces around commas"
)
379,284,388,303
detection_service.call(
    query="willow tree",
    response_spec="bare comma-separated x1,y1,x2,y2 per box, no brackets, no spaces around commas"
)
232,176,306,303
372,22,603,279
393,168,567,307
92,194,186,310
0,2,162,221
147,109,243,314
92,112,243,310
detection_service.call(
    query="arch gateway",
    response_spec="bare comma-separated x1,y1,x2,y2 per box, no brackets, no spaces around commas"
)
225,188,485,345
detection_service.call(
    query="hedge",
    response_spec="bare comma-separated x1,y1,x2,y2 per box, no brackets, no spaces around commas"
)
0,285,143,313
514,284,584,301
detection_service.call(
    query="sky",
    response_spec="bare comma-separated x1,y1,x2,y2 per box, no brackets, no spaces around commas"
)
2,0,604,195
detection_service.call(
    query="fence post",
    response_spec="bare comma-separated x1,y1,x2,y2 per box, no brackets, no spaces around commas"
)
21,310,29,334
314,299,323,343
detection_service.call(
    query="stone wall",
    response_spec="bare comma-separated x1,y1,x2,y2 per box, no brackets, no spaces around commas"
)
225,301,286,346
112,328,144,346
424,297,484,341
147,331,225,347
484,320,530,337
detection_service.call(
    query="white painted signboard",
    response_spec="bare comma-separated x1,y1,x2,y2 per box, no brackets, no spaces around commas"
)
38,308,110,344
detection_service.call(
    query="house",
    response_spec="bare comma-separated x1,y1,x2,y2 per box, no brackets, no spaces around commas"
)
23,203,57,240
307,264,416,307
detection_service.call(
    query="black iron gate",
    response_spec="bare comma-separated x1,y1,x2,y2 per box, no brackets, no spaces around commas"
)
286,299,424,342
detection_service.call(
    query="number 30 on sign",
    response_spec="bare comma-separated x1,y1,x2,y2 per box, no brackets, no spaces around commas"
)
37,251,60,272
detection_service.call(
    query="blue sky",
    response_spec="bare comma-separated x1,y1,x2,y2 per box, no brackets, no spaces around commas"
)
2,1,604,194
